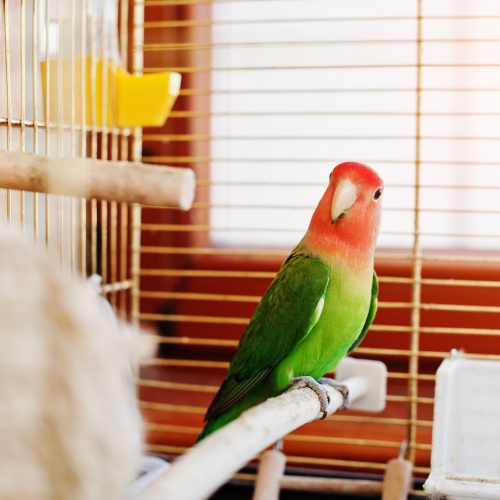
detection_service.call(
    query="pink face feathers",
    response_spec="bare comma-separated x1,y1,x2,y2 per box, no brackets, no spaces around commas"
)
304,162,383,266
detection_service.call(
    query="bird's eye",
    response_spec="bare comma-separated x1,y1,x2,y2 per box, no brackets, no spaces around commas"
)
372,188,382,201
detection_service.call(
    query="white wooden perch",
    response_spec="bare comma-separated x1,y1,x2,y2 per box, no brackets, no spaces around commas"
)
134,358,387,500
0,151,195,209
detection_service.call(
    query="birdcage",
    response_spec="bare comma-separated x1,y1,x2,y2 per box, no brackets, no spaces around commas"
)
0,0,142,309
3,0,500,499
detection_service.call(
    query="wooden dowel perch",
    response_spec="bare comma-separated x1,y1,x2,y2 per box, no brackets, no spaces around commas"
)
381,442,412,500
280,475,383,494
252,447,287,500
252,449,386,499
135,377,366,500
0,151,195,209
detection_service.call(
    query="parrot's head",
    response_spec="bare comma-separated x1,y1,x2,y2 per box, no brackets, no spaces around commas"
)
305,162,383,264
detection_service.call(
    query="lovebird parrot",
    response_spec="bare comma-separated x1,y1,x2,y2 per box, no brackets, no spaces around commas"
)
198,162,383,441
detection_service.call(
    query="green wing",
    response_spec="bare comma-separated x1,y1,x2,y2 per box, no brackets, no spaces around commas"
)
205,250,329,420
347,271,379,354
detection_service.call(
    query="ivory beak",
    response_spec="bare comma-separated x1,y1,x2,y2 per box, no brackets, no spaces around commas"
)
331,179,358,223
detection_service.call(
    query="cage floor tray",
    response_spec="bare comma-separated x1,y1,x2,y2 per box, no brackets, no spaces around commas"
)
424,355,500,499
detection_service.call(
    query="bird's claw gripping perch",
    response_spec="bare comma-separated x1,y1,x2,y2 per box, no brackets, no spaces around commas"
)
319,377,350,409
288,376,331,419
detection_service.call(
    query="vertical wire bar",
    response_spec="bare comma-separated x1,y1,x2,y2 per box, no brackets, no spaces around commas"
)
120,0,128,68
100,2,109,287
89,0,97,275
20,0,26,231
79,0,87,275
32,0,39,242
109,1,119,308
3,0,12,221
69,0,76,272
70,0,76,156
130,0,144,326
119,0,129,314
110,198,118,305
120,196,128,313
408,0,423,466
44,0,51,246
56,0,64,263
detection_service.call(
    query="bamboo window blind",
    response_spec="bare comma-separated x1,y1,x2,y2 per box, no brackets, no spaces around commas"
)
139,1,500,493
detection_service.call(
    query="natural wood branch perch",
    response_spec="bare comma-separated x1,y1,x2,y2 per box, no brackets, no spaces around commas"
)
0,151,195,209
136,377,369,500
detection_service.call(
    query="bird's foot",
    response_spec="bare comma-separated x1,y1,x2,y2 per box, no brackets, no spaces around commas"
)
288,376,330,419
319,377,350,409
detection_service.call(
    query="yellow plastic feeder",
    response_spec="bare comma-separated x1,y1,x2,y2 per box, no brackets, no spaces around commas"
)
115,69,181,128
40,0,181,129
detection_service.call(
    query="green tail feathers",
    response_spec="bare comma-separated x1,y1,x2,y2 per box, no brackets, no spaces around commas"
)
197,376,277,442
196,420,217,443
197,384,273,442
196,409,240,442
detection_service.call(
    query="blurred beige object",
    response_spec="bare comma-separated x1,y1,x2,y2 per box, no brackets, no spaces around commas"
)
0,227,143,500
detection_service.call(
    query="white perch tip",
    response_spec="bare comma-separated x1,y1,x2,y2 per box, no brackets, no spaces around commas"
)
336,357,387,413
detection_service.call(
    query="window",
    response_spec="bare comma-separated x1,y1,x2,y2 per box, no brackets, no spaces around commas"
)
210,0,500,250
